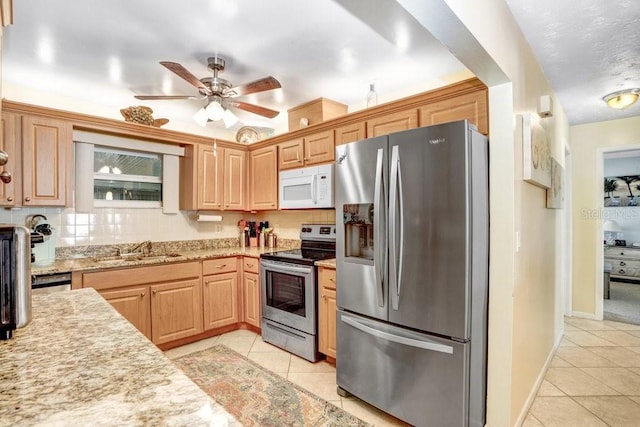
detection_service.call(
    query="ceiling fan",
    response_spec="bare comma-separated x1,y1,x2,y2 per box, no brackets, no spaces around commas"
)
135,56,281,126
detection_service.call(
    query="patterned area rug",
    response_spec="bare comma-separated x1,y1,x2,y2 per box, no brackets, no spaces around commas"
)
174,345,369,426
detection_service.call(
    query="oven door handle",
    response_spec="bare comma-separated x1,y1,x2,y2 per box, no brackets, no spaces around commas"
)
260,260,313,275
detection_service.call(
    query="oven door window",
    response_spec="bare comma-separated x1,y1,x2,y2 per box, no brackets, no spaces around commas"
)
266,271,306,317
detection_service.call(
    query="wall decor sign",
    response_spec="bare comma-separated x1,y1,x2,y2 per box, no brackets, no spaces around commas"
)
604,175,640,206
520,113,551,188
546,157,564,209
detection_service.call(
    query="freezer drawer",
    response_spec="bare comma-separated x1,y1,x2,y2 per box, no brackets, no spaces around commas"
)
337,310,472,427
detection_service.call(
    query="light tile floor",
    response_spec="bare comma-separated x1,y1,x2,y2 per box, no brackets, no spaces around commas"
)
524,317,640,427
164,329,409,426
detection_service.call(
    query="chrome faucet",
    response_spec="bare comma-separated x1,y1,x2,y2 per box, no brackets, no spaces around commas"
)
129,240,152,256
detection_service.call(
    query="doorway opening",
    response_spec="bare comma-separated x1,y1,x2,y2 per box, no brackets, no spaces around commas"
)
602,149,640,325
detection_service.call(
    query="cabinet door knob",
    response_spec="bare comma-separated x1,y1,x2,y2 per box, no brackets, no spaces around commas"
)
152,290,157,295
620,261,626,266
6,197,13,202
141,292,145,297
216,264,226,269
619,269,626,274
329,277,335,282
0,171,11,184
25,196,31,202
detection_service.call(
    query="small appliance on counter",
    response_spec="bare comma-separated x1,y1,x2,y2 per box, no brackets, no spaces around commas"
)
0,225,33,340
27,215,56,266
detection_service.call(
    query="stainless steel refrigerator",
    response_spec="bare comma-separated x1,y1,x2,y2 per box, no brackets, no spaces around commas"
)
335,120,488,427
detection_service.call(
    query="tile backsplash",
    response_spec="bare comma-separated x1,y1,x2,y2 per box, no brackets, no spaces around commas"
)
0,206,336,248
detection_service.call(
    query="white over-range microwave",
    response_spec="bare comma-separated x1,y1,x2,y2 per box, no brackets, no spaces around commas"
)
279,164,334,209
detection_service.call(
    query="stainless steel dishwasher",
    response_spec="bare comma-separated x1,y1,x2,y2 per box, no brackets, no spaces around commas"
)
32,272,72,294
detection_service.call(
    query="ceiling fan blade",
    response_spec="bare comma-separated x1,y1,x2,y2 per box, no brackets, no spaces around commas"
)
227,76,281,97
225,100,280,118
160,61,212,94
134,95,201,100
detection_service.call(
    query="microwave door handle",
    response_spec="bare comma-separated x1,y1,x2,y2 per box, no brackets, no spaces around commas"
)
311,174,318,204
373,148,385,307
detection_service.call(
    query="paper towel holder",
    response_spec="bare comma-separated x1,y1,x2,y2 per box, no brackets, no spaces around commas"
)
194,211,223,222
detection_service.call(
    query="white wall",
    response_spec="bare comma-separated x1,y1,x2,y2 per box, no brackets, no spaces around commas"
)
571,116,640,316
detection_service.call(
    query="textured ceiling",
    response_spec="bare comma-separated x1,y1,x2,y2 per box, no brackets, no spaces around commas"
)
0,0,468,138
3,0,637,138
504,0,640,125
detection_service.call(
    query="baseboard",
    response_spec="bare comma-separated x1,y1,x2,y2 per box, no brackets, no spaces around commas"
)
513,328,564,426
571,310,598,320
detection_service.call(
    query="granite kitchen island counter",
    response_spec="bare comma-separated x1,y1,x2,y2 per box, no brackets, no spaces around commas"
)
0,288,239,426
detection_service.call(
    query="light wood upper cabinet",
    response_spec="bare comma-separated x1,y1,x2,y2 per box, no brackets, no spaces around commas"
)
366,109,418,138
100,286,150,340
318,266,337,359
223,147,245,210
180,143,245,211
21,115,72,206
249,145,278,210
335,122,366,146
278,130,335,170
278,138,304,170
304,130,335,165
151,277,203,345
0,112,17,206
419,90,489,135
198,143,223,210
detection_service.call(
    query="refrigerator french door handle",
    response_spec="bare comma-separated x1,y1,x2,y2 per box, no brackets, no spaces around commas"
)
341,314,453,354
389,145,401,311
373,148,385,307
396,153,404,308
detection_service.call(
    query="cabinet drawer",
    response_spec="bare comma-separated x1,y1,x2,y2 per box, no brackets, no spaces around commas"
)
607,259,640,270
243,256,259,274
202,257,236,275
318,266,336,290
611,267,640,278
604,248,640,258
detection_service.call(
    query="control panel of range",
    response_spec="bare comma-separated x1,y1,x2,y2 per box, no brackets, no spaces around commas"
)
300,224,336,241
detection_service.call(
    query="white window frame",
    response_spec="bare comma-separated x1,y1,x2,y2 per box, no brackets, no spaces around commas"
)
74,131,184,213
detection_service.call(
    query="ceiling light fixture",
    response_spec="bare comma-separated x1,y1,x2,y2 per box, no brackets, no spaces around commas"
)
193,95,239,128
603,89,640,110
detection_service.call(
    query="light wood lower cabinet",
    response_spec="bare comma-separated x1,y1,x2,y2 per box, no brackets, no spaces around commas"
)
242,256,261,328
151,278,203,344
81,261,202,345
80,256,262,346
203,271,239,330
202,257,239,331
99,286,151,340
318,266,337,358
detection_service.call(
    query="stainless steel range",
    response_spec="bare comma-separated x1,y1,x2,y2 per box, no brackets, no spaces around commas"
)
260,224,336,362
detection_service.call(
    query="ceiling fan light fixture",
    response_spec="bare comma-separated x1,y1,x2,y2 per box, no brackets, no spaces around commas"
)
603,89,640,109
192,107,209,127
222,108,239,128
205,99,224,121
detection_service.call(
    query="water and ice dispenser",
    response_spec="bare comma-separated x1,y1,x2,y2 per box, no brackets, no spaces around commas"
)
343,203,374,261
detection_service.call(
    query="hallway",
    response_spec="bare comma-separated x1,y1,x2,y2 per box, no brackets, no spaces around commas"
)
525,317,640,426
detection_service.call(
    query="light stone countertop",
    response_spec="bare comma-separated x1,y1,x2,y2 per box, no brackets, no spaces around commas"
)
32,246,275,276
0,288,240,427
315,258,336,268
